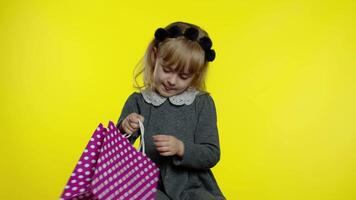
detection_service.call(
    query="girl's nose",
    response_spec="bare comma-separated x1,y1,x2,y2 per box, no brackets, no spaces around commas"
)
167,75,177,86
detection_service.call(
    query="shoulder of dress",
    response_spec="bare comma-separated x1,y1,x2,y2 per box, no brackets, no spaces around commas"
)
195,92,216,109
124,91,143,103
126,91,140,99
195,91,213,101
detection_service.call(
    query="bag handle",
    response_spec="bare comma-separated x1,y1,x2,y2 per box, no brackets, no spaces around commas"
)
138,119,145,154
122,119,145,155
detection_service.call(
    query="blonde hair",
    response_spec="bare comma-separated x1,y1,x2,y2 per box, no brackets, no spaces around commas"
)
133,21,213,92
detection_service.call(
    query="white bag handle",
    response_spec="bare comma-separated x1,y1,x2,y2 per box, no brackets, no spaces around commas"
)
138,119,145,154
123,119,145,155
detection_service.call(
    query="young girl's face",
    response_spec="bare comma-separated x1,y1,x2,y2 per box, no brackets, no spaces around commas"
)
153,57,194,97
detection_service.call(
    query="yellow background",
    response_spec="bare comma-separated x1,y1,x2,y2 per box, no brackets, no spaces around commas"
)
0,0,355,199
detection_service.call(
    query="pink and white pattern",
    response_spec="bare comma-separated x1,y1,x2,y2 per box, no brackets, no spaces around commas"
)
60,121,159,200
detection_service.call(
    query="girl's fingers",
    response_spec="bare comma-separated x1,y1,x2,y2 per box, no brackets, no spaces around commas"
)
132,113,145,123
128,113,145,124
137,115,145,123
159,152,173,156
128,116,137,124
124,127,133,134
152,135,170,142
156,146,170,152
154,141,170,147
123,120,135,134
124,125,134,134
129,121,139,129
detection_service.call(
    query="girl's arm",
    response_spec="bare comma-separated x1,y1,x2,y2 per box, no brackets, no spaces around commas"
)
172,94,221,170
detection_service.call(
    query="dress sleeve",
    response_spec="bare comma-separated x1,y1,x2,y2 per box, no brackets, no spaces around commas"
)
116,92,141,144
172,94,221,169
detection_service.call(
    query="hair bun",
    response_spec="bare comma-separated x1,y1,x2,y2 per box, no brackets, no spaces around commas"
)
184,27,199,41
205,49,216,62
167,25,182,38
198,37,212,50
154,28,168,42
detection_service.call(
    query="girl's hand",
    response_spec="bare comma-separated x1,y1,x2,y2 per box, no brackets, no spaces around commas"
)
119,113,144,134
152,135,184,157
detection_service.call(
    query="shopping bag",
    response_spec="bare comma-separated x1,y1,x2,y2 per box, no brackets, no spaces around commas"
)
60,120,160,200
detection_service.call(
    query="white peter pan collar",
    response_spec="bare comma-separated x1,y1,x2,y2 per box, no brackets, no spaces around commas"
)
141,87,201,106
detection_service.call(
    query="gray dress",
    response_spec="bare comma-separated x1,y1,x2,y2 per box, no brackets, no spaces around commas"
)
116,88,225,200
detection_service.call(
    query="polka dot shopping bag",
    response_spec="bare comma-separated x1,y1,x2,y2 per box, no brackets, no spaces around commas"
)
60,120,160,200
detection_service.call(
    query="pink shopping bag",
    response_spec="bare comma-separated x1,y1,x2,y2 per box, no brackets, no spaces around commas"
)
60,120,159,200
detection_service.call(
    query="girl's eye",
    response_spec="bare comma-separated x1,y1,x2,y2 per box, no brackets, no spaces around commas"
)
162,68,171,73
180,75,190,80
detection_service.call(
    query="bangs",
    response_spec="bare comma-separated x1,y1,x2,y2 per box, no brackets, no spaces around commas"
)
157,37,205,76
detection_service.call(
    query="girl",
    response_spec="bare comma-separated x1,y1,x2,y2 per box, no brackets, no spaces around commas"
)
116,21,225,200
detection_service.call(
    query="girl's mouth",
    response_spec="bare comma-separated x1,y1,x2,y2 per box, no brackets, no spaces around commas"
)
163,84,174,91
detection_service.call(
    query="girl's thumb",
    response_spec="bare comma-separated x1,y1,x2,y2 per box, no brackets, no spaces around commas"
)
137,114,145,122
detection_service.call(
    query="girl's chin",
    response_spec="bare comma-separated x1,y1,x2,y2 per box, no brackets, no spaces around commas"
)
158,88,173,97
156,85,178,97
